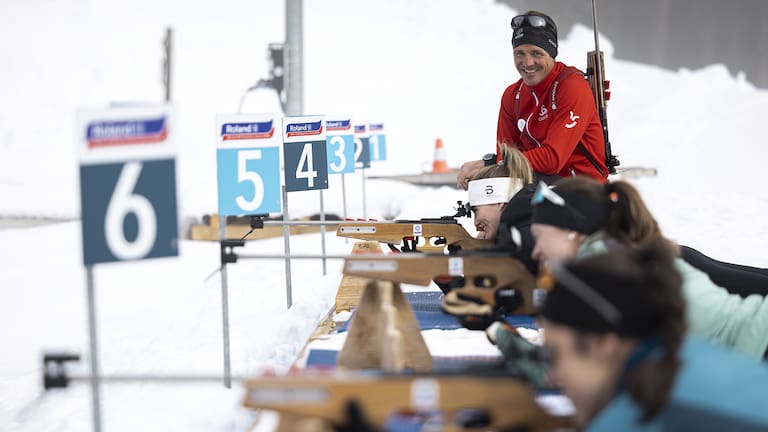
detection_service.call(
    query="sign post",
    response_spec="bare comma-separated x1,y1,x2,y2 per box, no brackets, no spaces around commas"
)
282,115,328,305
326,117,355,239
353,123,371,219
78,105,178,430
215,113,281,385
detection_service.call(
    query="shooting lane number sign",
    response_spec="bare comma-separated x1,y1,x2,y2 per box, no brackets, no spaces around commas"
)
283,115,329,192
326,117,355,175
216,113,282,216
78,106,178,265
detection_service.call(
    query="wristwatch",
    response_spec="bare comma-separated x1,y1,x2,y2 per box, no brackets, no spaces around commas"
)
483,153,497,167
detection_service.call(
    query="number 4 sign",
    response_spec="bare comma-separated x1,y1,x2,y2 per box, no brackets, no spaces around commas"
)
283,116,329,192
78,106,178,265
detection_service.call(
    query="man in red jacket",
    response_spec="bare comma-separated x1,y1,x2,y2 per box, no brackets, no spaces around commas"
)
458,11,608,187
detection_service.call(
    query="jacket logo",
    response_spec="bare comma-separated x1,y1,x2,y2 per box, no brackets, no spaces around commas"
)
537,105,548,121
565,111,580,129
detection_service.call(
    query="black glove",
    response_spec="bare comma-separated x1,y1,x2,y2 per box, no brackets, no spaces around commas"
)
333,400,380,432
441,290,503,330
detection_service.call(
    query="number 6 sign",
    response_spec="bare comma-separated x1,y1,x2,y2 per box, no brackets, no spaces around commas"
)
216,113,282,216
78,106,179,265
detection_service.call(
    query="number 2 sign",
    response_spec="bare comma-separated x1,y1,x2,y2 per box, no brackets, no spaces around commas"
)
78,106,178,265
215,114,282,216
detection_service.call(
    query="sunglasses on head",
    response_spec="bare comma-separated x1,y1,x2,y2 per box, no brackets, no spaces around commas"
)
511,14,550,31
531,181,565,207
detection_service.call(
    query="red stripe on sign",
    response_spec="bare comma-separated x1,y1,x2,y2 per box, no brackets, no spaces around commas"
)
88,129,168,149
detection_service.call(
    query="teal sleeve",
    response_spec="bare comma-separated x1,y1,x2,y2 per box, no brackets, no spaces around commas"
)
494,326,549,387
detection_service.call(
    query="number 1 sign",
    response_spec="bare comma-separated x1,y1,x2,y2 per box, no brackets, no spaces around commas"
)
215,114,282,216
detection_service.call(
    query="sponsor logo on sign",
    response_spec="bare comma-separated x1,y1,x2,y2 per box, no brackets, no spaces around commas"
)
369,123,384,132
86,117,168,148
354,124,367,134
327,119,352,131
220,121,275,140
286,121,324,138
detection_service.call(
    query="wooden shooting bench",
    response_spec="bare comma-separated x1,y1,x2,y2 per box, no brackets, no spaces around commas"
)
245,242,573,432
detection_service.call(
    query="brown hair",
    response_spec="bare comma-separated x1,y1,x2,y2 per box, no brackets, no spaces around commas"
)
553,176,674,250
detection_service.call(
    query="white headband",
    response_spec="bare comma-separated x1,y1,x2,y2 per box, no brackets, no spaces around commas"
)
467,177,523,206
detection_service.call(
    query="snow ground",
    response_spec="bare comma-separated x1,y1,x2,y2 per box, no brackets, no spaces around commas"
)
2,0,768,431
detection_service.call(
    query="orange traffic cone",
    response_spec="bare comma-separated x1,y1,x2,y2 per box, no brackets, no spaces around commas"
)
431,138,450,173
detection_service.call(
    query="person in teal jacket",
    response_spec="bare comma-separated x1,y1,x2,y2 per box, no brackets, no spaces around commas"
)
527,176,768,359
538,245,768,430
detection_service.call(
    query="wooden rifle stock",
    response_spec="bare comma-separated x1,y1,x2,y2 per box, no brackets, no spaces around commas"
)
336,221,493,252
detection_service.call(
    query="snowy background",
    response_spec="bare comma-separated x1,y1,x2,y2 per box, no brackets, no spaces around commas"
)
2,0,768,431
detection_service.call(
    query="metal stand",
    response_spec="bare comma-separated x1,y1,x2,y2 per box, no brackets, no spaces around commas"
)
361,167,368,219
319,190,327,275
85,266,103,432
282,185,293,308
218,220,232,388
341,174,349,243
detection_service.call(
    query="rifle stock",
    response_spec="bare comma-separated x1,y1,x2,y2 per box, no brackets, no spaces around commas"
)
343,255,537,315
243,372,573,431
336,221,493,252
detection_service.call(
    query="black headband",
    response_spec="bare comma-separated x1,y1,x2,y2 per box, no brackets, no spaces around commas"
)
531,188,611,235
541,261,662,338
512,26,558,58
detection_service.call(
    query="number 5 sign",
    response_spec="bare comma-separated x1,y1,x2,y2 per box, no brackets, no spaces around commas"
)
216,113,282,216
78,106,178,265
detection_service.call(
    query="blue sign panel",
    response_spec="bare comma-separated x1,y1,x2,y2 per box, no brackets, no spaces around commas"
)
353,123,371,168
284,140,329,192
369,123,387,162
326,118,355,174
80,159,178,265
216,146,281,215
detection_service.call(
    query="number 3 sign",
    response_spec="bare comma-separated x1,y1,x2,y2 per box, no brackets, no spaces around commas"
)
216,113,282,216
78,106,179,265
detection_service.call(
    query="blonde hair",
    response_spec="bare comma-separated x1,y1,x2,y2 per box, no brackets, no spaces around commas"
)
471,146,533,192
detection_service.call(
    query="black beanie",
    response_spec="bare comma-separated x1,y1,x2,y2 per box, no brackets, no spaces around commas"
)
531,187,611,235
541,246,681,338
512,25,558,59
